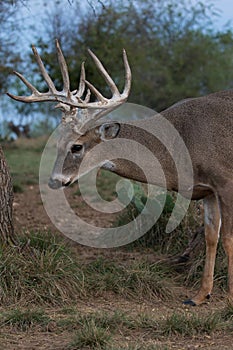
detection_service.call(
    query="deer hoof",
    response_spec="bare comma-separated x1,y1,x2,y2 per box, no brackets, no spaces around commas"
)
183,294,211,306
182,299,196,306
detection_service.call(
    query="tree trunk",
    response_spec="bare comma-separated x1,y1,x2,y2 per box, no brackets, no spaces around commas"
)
0,145,17,244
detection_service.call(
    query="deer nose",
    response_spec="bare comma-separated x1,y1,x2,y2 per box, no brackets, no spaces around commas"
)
48,178,72,189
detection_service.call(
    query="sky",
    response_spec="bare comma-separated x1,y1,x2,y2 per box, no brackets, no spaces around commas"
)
214,0,233,28
16,0,233,52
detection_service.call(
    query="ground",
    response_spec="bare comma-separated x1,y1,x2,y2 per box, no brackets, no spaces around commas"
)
4,184,231,350
1,138,233,350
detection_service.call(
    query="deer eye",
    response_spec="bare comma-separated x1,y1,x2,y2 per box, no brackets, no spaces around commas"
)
71,144,83,153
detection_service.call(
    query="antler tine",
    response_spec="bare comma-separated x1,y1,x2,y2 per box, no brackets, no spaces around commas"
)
32,45,57,94
85,79,107,103
7,42,131,110
78,62,86,97
13,71,39,94
87,49,121,98
84,89,91,103
6,71,40,102
73,62,86,99
122,49,132,97
55,39,70,95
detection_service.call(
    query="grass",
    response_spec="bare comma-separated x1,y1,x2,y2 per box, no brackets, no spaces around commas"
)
83,257,175,301
57,308,223,349
0,308,50,331
78,311,135,331
0,231,177,306
160,311,221,337
219,301,233,321
0,305,226,349
106,347,169,350
0,307,224,338
66,318,112,349
0,231,86,306
3,136,46,190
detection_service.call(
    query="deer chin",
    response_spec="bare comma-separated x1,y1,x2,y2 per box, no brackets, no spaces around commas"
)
101,160,116,171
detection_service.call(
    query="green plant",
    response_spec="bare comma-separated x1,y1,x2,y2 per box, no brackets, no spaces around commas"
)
219,302,233,321
0,231,177,306
12,182,24,193
83,258,175,301
0,231,86,306
57,317,77,331
0,309,50,331
115,183,193,254
66,318,111,349
79,311,134,331
160,311,220,337
135,313,158,331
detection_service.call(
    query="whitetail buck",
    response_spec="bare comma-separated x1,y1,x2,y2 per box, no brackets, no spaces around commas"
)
7,40,233,306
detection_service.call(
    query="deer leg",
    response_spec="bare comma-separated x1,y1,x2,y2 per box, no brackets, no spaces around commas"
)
184,193,221,306
218,191,233,301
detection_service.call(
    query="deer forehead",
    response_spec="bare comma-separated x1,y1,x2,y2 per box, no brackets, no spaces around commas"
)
73,128,101,144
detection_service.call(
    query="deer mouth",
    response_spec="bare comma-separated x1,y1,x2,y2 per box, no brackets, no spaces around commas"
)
63,181,71,187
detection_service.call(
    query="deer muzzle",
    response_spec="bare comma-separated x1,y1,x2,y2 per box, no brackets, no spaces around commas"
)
48,177,71,189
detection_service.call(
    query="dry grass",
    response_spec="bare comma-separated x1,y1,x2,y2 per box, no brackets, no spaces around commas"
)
0,231,177,307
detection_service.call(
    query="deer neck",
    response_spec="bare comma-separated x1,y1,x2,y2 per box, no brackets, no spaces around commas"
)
103,120,180,191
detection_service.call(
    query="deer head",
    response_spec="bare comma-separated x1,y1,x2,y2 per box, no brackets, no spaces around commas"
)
7,40,131,189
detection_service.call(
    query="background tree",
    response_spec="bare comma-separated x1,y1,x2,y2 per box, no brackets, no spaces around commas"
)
0,145,16,244
28,0,233,114
0,1,24,93
0,0,27,244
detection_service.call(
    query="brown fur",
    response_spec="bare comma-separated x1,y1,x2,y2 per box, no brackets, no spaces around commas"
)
54,89,233,305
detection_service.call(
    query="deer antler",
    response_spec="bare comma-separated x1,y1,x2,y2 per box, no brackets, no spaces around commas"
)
7,40,131,112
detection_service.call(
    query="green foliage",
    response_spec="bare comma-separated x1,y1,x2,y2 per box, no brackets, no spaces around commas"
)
118,182,174,217
30,0,233,114
115,182,195,254
0,1,24,92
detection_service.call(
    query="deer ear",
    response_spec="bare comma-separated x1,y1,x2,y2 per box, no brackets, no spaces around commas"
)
98,122,120,140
